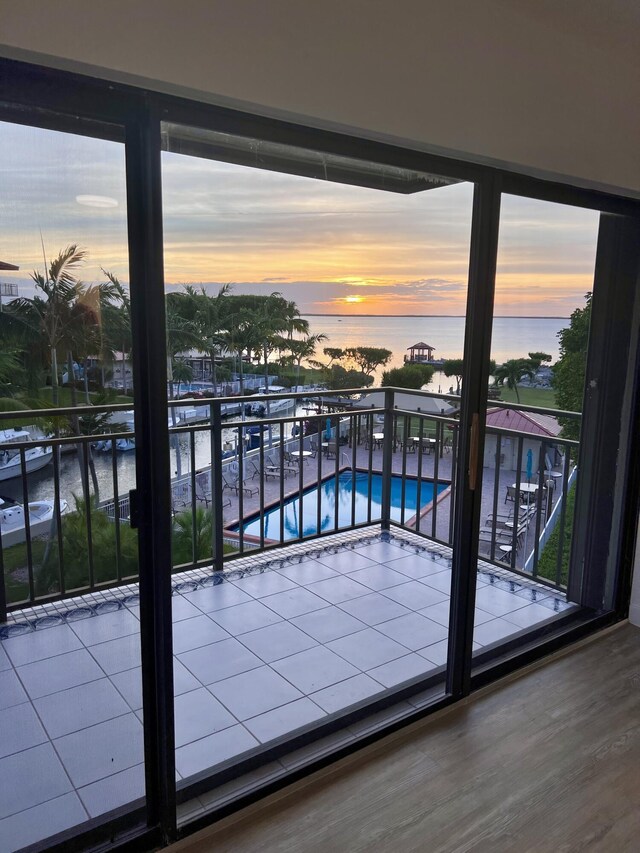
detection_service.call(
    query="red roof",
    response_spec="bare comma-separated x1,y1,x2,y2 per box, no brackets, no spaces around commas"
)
485,407,561,437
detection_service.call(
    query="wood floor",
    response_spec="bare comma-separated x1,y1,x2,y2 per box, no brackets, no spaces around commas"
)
170,623,640,853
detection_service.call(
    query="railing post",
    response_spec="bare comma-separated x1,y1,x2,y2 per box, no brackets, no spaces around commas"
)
210,400,225,571
0,534,7,622
380,388,394,532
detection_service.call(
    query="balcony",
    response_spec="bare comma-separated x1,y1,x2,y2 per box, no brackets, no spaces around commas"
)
0,389,579,848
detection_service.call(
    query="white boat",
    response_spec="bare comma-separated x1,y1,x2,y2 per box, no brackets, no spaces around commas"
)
0,429,53,482
250,386,296,416
97,412,136,452
0,497,69,547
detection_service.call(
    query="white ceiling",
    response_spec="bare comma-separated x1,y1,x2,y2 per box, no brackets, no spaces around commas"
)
1,0,639,195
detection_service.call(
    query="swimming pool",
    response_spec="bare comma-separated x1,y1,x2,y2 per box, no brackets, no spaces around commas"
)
238,471,449,541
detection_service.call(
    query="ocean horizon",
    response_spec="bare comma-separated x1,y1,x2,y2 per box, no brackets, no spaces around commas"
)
304,314,568,372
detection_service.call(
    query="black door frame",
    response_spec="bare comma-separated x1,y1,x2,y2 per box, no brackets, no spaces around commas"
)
1,55,639,851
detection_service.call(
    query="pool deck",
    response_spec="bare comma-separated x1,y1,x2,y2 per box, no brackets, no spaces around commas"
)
0,526,574,850
217,441,558,568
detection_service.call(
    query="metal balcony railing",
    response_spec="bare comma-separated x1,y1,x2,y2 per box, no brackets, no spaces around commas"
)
0,388,581,619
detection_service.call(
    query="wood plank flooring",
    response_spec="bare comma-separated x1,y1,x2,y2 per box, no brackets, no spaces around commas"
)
170,623,640,853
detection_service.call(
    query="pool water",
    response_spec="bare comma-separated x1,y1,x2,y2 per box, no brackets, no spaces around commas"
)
240,471,448,541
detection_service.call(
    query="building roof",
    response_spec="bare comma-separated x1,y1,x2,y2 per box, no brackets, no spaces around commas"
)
407,342,435,350
486,407,562,437
355,391,457,416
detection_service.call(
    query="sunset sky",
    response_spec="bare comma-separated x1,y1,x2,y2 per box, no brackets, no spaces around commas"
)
1,121,599,316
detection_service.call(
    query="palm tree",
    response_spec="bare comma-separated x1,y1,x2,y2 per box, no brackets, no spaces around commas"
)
9,245,87,404
282,299,309,342
289,333,328,385
493,358,536,403
101,270,132,393
199,284,231,393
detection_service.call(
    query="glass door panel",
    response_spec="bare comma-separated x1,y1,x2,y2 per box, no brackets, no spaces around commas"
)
0,118,145,849
472,194,600,658
160,121,473,811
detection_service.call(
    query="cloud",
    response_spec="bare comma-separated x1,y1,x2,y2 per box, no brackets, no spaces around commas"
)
0,121,600,318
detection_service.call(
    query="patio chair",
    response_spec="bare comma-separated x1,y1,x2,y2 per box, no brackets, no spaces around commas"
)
309,436,319,458
505,485,518,503
266,453,297,477
247,459,262,480
172,480,192,509
324,441,339,459
195,473,212,507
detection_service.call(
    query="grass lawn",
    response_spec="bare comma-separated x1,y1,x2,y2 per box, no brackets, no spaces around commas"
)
495,386,557,409
536,484,575,586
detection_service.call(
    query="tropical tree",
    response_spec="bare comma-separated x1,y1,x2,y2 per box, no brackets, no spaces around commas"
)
344,346,392,378
493,358,536,403
323,347,345,366
172,507,213,567
528,351,552,369
101,270,132,393
8,245,87,404
553,293,592,440
199,284,231,393
288,333,328,385
0,350,26,396
382,364,434,389
443,358,464,393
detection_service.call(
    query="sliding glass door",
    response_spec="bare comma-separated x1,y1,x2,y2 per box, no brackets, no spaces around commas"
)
0,115,148,851
468,192,639,665
158,120,480,815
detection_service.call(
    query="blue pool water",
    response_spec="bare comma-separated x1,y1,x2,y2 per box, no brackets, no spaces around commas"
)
239,471,448,541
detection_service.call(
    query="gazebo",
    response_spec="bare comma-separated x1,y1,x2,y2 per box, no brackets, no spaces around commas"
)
404,341,436,363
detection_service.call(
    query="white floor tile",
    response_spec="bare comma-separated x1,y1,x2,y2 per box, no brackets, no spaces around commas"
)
178,637,262,685
291,607,367,643
18,649,104,699
0,791,86,851
367,652,437,688
272,646,359,694
183,583,254,613
232,571,298,597
54,713,144,788
328,628,408,671
172,614,229,654
261,587,328,619
244,698,326,744
346,564,411,591
34,678,129,739
87,634,141,676
376,612,448,651
306,575,372,605
0,743,72,820
0,703,47,758
0,669,28,709
69,609,139,646
209,600,282,635
2,625,82,667
174,687,236,748
338,592,411,625
78,763,145,818
210,666,302,721
175,724,259,779
310,673,382,714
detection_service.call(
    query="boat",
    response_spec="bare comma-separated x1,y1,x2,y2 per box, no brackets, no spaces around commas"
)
249,386,296,417
95,412,136,452
0,429,53,482
0,496,69,547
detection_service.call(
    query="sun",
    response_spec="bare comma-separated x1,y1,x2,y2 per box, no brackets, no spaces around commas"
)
344,295,364,304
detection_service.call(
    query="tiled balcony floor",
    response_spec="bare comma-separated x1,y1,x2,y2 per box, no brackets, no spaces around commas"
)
0,529,574,850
